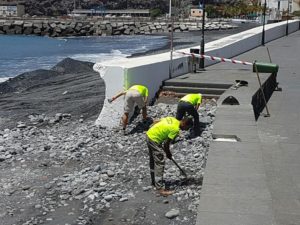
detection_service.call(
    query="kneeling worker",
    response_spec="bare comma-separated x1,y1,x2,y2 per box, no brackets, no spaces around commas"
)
176,93,202,136
146,117,193,196
108,84,148,132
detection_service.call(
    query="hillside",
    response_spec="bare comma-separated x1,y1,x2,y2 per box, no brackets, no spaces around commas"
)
23,0,237,17
24,0,170,16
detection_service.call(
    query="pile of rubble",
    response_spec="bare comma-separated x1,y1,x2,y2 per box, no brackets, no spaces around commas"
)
0,101,216,225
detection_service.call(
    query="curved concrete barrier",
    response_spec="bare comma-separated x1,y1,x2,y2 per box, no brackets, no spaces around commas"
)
94,20,299,128
93,54,190,127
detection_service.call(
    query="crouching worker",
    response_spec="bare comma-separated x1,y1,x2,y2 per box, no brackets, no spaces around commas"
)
146,117,193,196
176,93,202,136
108,85,148,133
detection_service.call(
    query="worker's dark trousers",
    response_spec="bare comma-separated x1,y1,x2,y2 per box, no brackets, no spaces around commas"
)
176,101,200,135
146,137,165,189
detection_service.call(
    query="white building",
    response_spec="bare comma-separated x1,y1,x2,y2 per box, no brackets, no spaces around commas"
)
190,8,204,17
0,1,25,17
263,0,300,13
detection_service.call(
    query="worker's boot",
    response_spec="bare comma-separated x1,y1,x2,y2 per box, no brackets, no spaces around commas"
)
150,172,155,186
193,126,201,137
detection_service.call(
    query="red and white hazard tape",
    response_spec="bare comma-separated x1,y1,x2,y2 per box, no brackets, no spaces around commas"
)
175,51,253,66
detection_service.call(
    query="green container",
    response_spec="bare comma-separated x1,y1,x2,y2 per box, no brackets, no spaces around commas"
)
253,62,279,73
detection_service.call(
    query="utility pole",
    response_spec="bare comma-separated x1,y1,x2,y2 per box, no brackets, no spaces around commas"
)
199,0,205,70
169,0,172,18
286,0,290,36
261,0,266,45
169,0,174,79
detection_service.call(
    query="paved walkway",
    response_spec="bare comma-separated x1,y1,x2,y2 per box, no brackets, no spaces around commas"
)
195,31,300,225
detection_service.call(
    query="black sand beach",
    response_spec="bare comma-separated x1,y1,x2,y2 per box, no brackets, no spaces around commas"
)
0,58,105,130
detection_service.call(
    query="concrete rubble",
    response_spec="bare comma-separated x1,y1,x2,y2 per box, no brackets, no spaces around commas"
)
0,100,216,225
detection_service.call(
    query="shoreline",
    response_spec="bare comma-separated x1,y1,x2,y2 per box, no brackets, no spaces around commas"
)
130,23,260,57
0,23,260,80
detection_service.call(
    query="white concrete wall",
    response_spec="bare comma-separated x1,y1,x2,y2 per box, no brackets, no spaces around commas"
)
94,52,191,127
188,20,300,67
94,20,299,128
124,56,190,100
93,64,125,128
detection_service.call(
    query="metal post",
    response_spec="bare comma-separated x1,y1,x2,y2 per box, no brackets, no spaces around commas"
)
261,0,266,45
199,0,205,70
169,0,172,18
169,17,174,79
266,47,272,63
286,0,290,36
169,0,174,79
254,63,271,117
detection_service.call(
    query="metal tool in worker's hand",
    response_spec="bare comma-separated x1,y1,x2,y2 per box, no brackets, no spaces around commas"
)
171,158,187,177
107,98,113,103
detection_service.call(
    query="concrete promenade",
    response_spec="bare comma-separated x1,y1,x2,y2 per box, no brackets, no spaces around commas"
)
195,31,300,225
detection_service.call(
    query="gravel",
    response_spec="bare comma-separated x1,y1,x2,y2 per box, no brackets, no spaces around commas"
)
0,49,220,224
0,100,217,225
165,209,180,219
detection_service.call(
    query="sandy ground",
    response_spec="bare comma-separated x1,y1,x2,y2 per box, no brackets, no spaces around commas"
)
0,58,105,130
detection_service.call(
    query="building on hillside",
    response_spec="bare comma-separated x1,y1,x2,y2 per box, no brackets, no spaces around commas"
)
71,9,150,17
262,0,300,20
0,0,25,17
190,8,204,17
0,0,18,3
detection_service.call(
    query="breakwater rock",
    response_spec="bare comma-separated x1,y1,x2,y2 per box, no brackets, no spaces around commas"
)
0,19,237,37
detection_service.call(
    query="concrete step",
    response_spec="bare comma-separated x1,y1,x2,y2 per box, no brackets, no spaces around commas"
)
172,92,220,99
162,85,227,95
155,94,219,105
163,80,232,89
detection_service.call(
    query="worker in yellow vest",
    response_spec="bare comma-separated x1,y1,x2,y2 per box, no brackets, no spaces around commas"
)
146,117,193,196
176,93,202,136
108,85,148,133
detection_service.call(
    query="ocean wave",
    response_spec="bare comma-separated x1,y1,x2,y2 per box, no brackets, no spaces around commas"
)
110,49,128,56
64,36,100,39
57,38,68,42
70,51,129,63
0,77,11,83
131,45,148,52
0,35,168,78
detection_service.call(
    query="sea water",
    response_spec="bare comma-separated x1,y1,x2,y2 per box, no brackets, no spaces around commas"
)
0,35,168,82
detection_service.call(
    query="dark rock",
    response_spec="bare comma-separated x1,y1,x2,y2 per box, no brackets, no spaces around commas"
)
0,155,6,162
43,145,51,151
22,185,31,191
51,58,94,74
